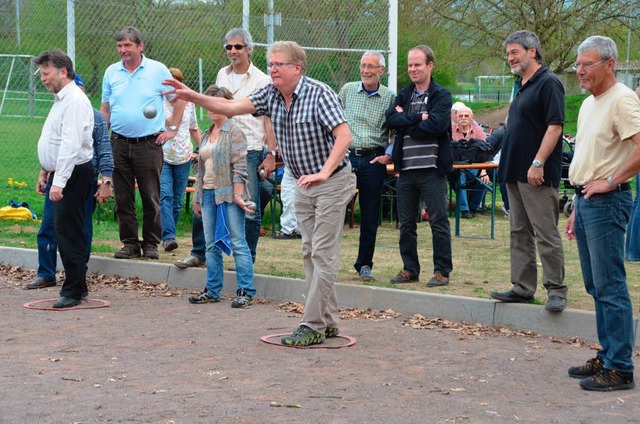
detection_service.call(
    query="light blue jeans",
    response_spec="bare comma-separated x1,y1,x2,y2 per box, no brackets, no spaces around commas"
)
201,189,255,299
574,190,634,372
160,161,191,242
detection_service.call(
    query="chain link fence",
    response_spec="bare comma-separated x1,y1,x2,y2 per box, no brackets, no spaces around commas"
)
0,0,392,192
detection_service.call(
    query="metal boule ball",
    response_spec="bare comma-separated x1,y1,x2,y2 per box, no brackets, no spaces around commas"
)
143,105,157,119
246,201,257,211
258,169,265,178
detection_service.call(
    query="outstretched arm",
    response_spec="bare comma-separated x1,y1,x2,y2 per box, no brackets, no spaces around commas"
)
163,79,255,117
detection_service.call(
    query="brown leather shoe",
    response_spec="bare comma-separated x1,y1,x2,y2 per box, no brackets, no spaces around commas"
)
25,276,56,290
389,270,418,284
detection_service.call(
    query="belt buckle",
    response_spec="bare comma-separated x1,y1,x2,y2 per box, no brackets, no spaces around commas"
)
354,148,364,156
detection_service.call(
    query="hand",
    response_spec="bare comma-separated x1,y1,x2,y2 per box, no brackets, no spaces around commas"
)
95,183,112,205
297,172,328,189
582,179,614,200
421,113,429,121
258,155,276,179
479,173,490,184
156,129,177,145
395,105,404,113
162,79,197,102
193,201,202,217
49,185,63,202
36,170,49,195
370,154,391,165
234,196,255,214
527,166,544,186
564,210,576,241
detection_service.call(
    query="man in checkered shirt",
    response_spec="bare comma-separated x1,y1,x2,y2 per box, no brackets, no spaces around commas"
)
164,41,356,347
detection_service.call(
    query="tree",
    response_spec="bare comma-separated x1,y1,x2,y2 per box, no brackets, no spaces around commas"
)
427,0,638,73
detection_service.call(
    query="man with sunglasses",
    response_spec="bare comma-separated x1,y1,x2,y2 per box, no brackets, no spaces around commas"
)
164,41,356,347
214,28,277,263
565,35,640,392
490,30,568,312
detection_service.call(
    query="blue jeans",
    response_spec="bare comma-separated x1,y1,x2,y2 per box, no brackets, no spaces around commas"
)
397,169,452,278
245,150,262,263
574,191,634,372
458,169,486,212
160,161,191,242
37,178,96,281
349,154,386,271
625,177,640,261
190,212,206,260
201,189,255,299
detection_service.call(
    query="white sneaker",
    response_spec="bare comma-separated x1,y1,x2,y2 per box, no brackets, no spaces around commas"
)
174,255,205,268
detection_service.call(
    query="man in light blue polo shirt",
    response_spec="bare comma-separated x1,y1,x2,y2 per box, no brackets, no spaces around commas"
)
100,26,185,260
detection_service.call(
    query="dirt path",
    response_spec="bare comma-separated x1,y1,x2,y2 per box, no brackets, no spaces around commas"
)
474,105,510,129
2,271,639,423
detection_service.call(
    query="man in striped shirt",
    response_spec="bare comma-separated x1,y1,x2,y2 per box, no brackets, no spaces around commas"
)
385,45,454,288
164,41,356,347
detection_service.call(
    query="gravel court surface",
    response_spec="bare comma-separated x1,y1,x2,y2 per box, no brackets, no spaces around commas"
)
2,279,640,424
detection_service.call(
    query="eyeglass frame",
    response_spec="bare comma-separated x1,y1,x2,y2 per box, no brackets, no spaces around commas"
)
571,59,608,72
359,64,384,71
267,62,295,69
224,44,246,51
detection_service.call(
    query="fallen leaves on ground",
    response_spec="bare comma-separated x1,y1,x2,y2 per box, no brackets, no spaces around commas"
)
276,301,401,321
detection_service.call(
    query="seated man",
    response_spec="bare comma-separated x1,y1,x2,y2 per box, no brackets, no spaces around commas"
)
451,106,487,218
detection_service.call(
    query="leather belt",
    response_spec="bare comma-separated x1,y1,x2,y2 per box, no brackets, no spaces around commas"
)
574,182,630,196
113,132,157,143
349,147,386,157
331,162,348,176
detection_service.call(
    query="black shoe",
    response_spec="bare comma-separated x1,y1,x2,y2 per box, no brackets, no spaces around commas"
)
114,245,141,259
426,271,449,287
545,295,567,312
490,289,533,303
142,246,159,260
461,211,474,219
52,297,81,308
389,270,418,284
188,290,220,304
25,276,56,289
281,325,326,346
580,369,635,392
163,239,178,252
568,357,604,379
231,290,253,308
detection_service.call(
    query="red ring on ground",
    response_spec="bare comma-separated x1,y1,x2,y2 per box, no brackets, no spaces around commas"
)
260,333,357,349
23,298,111,311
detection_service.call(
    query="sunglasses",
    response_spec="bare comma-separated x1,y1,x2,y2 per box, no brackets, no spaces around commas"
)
225,44,246,51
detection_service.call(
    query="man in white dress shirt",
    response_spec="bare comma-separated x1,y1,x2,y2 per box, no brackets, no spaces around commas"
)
34,49,94,308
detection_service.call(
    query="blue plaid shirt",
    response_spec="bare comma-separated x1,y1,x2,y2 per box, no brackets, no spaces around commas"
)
248,76,348,179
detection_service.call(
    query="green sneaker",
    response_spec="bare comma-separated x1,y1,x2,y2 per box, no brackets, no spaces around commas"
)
281,325,326,346
325,327,339,338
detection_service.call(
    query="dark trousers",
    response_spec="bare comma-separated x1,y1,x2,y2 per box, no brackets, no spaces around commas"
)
190,212,206,260
349,154,386,271
397,168,452,278
111,135,163,249
37,179,97,281
52,161,94,299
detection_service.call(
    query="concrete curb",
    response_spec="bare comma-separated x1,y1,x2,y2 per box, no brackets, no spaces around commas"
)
2,246,638,346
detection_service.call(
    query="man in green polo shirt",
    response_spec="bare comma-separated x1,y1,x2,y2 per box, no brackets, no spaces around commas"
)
339,51,395,281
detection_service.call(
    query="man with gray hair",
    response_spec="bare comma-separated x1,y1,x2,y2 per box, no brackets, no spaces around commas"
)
565,35,640,392
214,28,277,262
164,41,356,347
34,50,94,308
490,30,568,312
339,51,395,281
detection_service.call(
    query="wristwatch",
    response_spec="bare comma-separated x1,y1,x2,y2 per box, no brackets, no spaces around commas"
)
267,150,277,157
168,125,178,131
532,159,543,168
104,180,112,186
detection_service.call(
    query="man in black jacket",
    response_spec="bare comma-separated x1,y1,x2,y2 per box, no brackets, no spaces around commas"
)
385,45,453,287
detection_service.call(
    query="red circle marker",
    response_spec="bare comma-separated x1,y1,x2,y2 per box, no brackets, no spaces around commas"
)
23,298,111,311
260,333,357,349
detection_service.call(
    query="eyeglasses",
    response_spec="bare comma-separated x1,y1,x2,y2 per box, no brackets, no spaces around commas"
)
571,59,607,71
267,62,294,69
360,64,383,71
225,44,246,51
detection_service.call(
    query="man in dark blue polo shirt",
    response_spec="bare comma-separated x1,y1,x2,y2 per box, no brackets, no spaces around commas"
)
490,30,568,312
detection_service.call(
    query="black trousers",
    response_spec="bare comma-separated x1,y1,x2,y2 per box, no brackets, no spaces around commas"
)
52,161,94,299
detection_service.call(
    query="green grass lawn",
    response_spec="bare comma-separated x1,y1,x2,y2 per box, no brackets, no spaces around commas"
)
3,94,638,313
